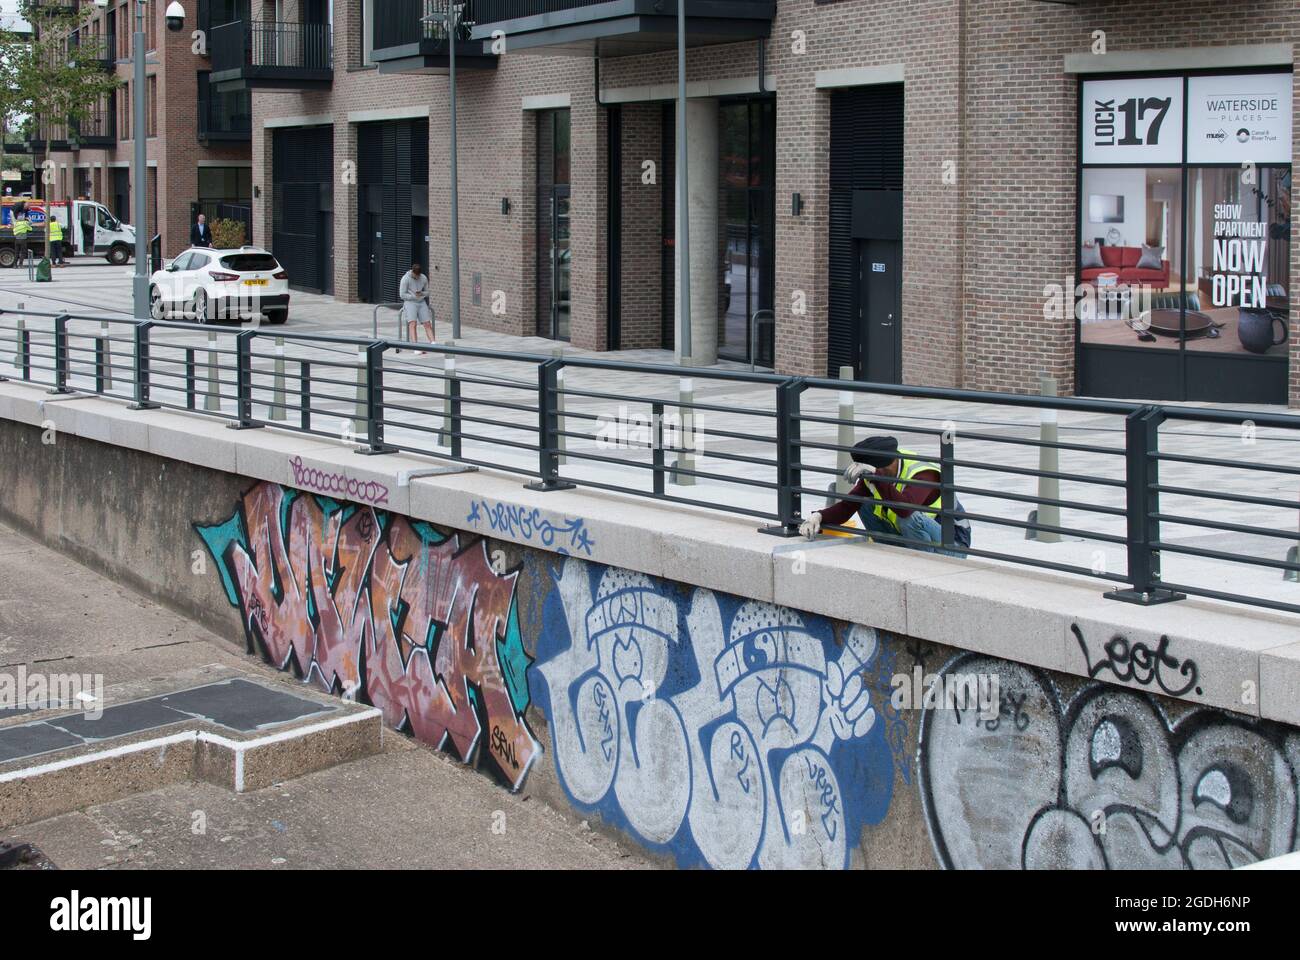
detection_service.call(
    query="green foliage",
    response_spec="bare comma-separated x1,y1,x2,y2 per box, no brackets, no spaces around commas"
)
211,218,247,249
11,2,123,198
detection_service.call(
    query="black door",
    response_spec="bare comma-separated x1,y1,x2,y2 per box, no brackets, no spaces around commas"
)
271,125,333,293
828,84,904,379
860,239,901,383
357,119,426,304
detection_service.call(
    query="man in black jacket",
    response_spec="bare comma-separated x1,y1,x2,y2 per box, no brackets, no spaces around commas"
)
190,213,212,247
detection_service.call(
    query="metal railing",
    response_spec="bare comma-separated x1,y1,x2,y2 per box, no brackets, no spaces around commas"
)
373,0,474,50
210,19,333,75
2,307,1300,616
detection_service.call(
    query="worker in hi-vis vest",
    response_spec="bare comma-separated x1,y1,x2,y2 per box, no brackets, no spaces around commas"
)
47,214,66,266
799,435,970,556
12,210,32,263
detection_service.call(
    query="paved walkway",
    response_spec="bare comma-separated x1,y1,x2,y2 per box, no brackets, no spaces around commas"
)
4,259,1300,615
0,520,646,869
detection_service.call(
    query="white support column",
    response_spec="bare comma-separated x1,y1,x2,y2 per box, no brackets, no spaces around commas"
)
674,97,719,367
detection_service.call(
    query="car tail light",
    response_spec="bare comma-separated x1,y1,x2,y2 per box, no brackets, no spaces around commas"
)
209,271,238,282
273,270,287,279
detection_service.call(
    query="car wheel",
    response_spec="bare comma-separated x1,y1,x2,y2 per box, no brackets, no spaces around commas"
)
267,308,288,325
0,247,16,269
188,289,209,324
149,286,167,321
107,245,130,266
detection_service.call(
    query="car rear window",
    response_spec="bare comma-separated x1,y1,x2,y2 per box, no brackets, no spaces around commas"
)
219,254,279,272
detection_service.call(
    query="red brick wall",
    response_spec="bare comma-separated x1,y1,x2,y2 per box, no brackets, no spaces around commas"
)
244,0,1299,405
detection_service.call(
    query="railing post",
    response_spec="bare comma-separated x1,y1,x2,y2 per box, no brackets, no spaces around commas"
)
185,347,196,409
1106,405,1183,605
49,313,73,394
525,358,576,492
760,377,804,536
228,329,263,429
357,341,396,455
127,321,160,410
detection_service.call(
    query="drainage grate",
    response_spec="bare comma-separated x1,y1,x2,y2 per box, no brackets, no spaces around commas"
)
0,678,334,764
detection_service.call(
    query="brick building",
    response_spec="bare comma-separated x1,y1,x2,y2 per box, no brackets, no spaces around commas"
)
32,0,252,258
248,0,1299,406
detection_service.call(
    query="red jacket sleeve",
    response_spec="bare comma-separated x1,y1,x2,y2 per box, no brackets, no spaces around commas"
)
819,480,870,528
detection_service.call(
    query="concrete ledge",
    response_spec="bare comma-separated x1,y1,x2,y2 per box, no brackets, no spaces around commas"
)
2,379,1297,723
1064,43,1293,74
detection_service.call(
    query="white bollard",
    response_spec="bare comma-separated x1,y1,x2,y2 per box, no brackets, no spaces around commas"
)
354,344,367,426
1286,487,1299,583
99,321,113,391
1027,374,1061,543
553,345,566,465
837,365,854,495
204,331,221,412
673,377,696,487
269,336,286,422
440,355,455,448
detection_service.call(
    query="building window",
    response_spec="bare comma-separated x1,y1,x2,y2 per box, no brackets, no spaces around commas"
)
1077,69,1292,403
148,75,157,137
718,98,775,365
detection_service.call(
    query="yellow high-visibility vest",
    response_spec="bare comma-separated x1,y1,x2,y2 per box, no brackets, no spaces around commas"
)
12,218,31,238
47,218,62,241
865,449,942,528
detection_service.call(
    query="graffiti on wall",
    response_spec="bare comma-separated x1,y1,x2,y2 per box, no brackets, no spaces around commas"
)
531,556,903,869
920,653,1300,869
196,482,540,789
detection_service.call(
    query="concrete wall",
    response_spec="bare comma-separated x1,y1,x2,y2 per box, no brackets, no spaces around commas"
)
3,412,1299,869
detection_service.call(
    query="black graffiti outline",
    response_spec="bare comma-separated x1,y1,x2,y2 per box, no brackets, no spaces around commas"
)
1072,624,1201,698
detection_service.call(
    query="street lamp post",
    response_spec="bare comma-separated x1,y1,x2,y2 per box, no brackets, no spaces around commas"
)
423,3,461,342
130,1,186,320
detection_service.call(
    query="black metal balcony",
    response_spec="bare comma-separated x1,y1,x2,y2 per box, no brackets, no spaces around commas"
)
467,0,774,57
371,0,497,74
198,72,251,141
209,19,333,91
70,100,116,148
26,121,70,154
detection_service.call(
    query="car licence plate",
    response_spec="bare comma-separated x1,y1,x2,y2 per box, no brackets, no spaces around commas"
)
243,278,267,286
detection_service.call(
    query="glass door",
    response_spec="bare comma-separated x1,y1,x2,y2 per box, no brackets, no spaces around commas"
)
537,108,571,341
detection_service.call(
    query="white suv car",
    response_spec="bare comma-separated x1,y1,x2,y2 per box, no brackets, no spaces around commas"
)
149,246,290,324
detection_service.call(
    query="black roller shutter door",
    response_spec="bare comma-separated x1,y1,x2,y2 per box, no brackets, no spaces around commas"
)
272,125,333,294
828,84,903,376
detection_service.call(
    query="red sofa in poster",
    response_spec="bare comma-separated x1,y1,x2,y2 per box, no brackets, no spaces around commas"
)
1080,245,1170,286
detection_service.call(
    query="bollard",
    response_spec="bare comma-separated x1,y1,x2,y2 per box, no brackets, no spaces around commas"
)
269,336,286,422
837,365,855,495
14,316,25,375
439,355,455,448
99,321,113,391
1027,374,1062,543
353,344,367,428
204,331,221,412
552,346,566,465
1286,487,1299,583
672,377,696,486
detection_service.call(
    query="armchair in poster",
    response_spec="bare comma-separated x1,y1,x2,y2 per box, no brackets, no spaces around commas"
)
1078,70,1291,358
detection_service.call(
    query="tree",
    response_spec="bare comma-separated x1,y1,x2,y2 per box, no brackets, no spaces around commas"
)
16,1,122,201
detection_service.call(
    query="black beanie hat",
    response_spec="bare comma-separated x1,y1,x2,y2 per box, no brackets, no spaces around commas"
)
851,436,900,468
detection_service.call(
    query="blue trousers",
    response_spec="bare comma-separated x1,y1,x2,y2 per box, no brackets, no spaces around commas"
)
856,500,967,558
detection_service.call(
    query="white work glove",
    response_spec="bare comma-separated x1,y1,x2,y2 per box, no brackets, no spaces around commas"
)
798,512,823,541
843,462,873,483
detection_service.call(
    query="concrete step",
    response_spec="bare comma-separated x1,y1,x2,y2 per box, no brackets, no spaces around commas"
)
0,674,381,829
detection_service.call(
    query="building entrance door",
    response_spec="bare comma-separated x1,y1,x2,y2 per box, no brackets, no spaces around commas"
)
859,239,902,383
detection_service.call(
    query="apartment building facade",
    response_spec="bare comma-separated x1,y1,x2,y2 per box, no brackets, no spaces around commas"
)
31,0,252,258
247,0,1299,406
